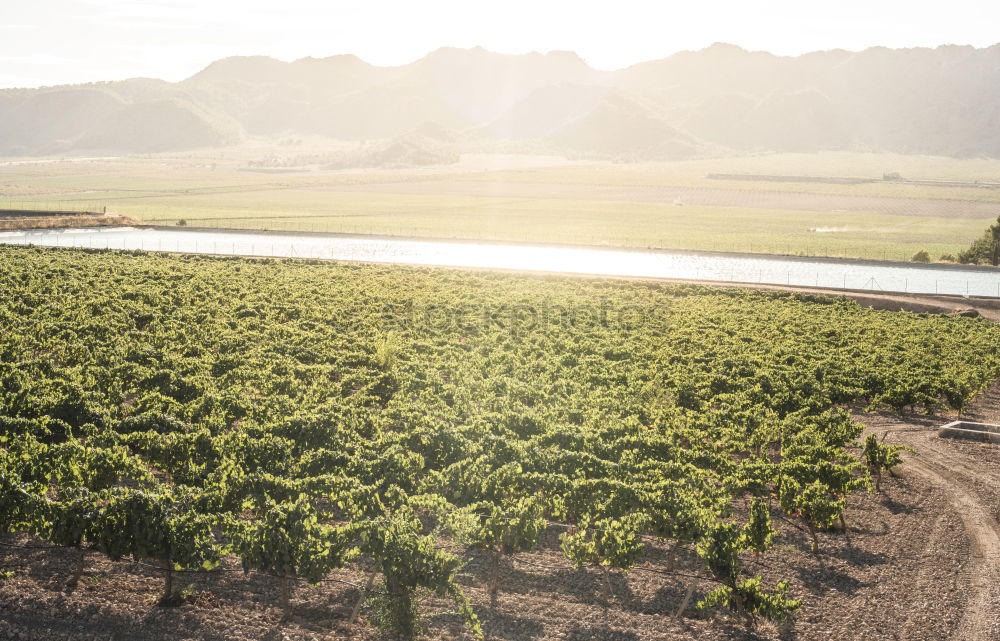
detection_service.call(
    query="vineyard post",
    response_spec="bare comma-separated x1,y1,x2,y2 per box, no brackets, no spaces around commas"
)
675,580,697,618
489,548,501,607
839,513,852,546
161,559,174,603
601,565,614,604
279,573,291,615
349,571,378,624
386,572,415,639
806,523,823,567
73,547,87,586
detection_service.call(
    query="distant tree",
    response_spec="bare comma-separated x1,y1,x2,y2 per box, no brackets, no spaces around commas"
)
993,218,1000,266
910,250,930,263
958,216,1000,265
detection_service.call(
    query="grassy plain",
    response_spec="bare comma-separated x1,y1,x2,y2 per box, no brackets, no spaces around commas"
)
2,150,999,261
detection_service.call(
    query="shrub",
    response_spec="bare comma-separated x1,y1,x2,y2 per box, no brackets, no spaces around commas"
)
910,250,930,263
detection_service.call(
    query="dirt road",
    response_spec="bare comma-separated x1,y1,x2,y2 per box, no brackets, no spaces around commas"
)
856,384,1000,641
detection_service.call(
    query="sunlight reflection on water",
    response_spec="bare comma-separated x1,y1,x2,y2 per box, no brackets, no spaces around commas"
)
3,227,998,298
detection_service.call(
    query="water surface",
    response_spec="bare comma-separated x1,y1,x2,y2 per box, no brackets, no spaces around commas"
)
3,227,998,299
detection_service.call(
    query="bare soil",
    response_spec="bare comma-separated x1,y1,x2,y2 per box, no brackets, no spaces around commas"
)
854,381,1000,641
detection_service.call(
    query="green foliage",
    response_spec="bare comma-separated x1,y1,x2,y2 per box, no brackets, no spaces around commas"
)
958,215,1000,265
560,514,647,571
450,497,546,555
696,520,799,626
697,521,747,585
42,489,94,549
746,497,775,554
862,434,913,492
360,511,480,639
234,494,357,584
777,477,845,552
0,246,998,631
126,490,221,573
367,579,426,639
0,463,43,534
373,331,404,371
698,577,800,625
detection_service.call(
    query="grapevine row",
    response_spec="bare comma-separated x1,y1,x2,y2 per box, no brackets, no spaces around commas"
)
1,245,995,637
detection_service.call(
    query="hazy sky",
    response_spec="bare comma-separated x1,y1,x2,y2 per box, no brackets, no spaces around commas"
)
2,0,999,88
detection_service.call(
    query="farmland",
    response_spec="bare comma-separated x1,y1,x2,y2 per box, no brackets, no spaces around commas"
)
2,244,999,640
2,151,1000,261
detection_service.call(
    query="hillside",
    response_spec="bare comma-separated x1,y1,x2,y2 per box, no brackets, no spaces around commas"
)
2,43,1000,158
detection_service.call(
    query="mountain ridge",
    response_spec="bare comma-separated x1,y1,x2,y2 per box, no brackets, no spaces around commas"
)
2,43,999,159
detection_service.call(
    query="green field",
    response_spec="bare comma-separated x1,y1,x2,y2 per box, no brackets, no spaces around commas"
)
2,151,999,261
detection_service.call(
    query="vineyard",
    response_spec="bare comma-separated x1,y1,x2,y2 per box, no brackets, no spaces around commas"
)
1,244,999,639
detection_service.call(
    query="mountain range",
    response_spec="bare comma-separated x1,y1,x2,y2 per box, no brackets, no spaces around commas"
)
2,43,1000,159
